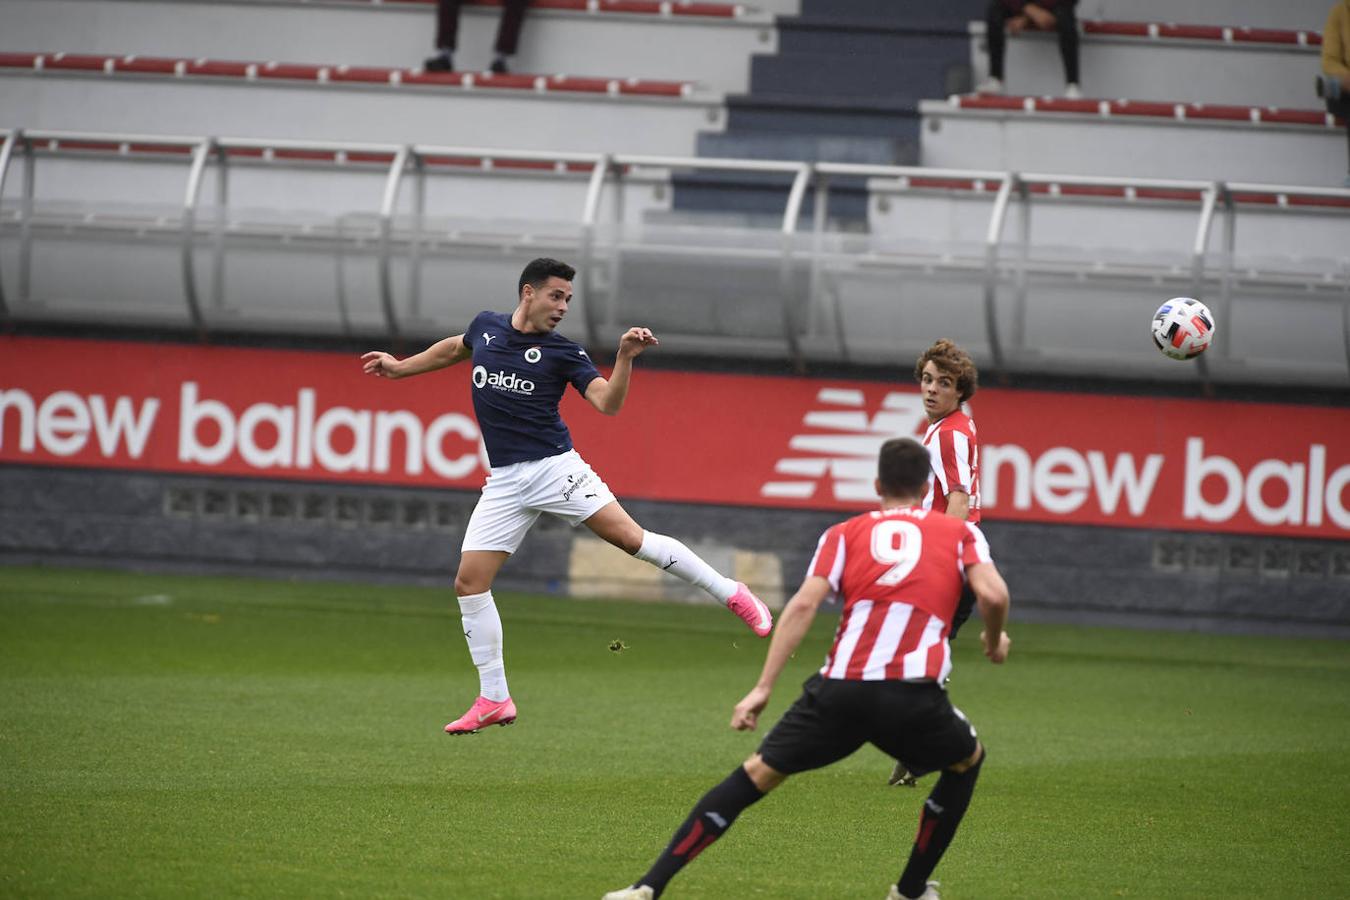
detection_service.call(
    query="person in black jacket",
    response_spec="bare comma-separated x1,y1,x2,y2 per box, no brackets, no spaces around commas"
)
978,0,1081,98
424,0,531,75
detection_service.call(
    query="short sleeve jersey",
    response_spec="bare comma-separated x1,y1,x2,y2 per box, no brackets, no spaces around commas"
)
806,506,992,683
921,409,980,523
465,311,603,467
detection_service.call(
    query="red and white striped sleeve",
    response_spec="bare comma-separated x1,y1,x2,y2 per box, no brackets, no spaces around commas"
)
806,523,847,599
937,426,974,496
960,522,993,568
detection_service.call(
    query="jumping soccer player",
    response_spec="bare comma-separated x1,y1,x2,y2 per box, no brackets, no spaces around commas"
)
602,437,1011,900
361,258,773,735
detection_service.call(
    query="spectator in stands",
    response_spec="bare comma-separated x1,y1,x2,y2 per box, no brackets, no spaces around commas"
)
424,0,531,75
978,0,1081,99
1317,0,1350,186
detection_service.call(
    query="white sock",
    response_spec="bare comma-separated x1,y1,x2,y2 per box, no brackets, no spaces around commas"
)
634,530,737,603
458,590,509,701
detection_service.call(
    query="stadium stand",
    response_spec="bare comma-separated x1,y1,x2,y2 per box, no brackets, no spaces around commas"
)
920,94,1345,186
1082,0,1330,32
0,51,718,155
0,0,776,96
969,20,1323,107
3,128,1345,386
673,0,986,219
0,0,1346,385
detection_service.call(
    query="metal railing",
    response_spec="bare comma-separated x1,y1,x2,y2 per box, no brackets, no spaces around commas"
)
2,126,1348,377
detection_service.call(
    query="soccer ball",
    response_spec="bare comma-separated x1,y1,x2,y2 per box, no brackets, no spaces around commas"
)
1151,298,1215,360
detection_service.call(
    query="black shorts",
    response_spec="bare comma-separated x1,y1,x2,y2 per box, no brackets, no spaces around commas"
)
757,674,978,777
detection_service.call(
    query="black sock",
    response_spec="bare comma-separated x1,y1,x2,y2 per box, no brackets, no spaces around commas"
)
638,765,764,897
895,751,984,898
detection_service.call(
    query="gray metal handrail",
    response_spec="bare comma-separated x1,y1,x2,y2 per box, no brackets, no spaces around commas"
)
779,163,814,370
377,145,412,340
579,152,613,349
5,126,1347,379
0,129,17,319
181,138,214,335
982,174,1018,373
1188,182,1223,383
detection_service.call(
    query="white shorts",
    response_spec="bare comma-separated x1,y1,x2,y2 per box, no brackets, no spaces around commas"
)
461,449,617,554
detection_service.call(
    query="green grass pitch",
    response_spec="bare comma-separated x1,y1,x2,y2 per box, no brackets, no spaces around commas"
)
2,566,1348,899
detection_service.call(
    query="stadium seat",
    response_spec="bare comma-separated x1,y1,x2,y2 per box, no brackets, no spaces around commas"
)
0,52,720,155
0,0,775,95
5,126,1345,385
855,173,1350,383
969,20,1323,108
1082,0,1329,32
0,132,669,334
920,95,1347,186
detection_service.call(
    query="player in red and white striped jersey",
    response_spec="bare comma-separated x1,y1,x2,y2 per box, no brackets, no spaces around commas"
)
807,498,990,685
914,339,982,643
916,339,980,525
602,438,1011,900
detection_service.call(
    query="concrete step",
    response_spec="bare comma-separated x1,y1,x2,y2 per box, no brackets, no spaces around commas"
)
797,0,985,28
725,93,922,139
697,130,912,165
670,168,872,220
750,51,967,100
777,19,970,56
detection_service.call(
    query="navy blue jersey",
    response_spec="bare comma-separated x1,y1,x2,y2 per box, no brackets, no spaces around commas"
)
465,310,603,467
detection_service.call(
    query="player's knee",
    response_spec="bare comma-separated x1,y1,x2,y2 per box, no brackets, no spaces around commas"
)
946,742,984,775
605,524,644,555
454,571,487,596
742,754,787,793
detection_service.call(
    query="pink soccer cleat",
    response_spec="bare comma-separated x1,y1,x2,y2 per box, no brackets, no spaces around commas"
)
444,695,517,735
727,582,773,638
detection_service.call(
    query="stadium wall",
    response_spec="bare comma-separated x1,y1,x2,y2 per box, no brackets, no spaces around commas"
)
2,466,1347,638
2,336,1348,636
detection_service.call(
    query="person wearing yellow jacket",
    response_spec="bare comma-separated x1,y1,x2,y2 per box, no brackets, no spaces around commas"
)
1318,0,1350,186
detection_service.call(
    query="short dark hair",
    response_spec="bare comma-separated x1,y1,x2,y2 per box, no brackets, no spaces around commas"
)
914,339,978,403
878,438,932,498
518,258,576,297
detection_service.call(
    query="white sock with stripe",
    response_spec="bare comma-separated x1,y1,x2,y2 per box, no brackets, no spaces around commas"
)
457,590,509,701
634,530,737,603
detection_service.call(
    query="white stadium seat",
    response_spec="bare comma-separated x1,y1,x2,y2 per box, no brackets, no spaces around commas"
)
969,20,1324,109
0,52,721,155
1079,0,1330,32
920,94,1347,187
4,128,1345,386
0,0,775,96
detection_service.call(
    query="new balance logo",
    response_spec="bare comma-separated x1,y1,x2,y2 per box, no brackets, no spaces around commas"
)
760,388,931,503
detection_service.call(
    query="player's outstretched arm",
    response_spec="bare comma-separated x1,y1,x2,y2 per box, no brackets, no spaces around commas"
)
968,562,1011,663
731,576,831,731
361,334,469,380
584,326,658,416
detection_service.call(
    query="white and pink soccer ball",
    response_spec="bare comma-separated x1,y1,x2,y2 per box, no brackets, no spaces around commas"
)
1151,297,1216,360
